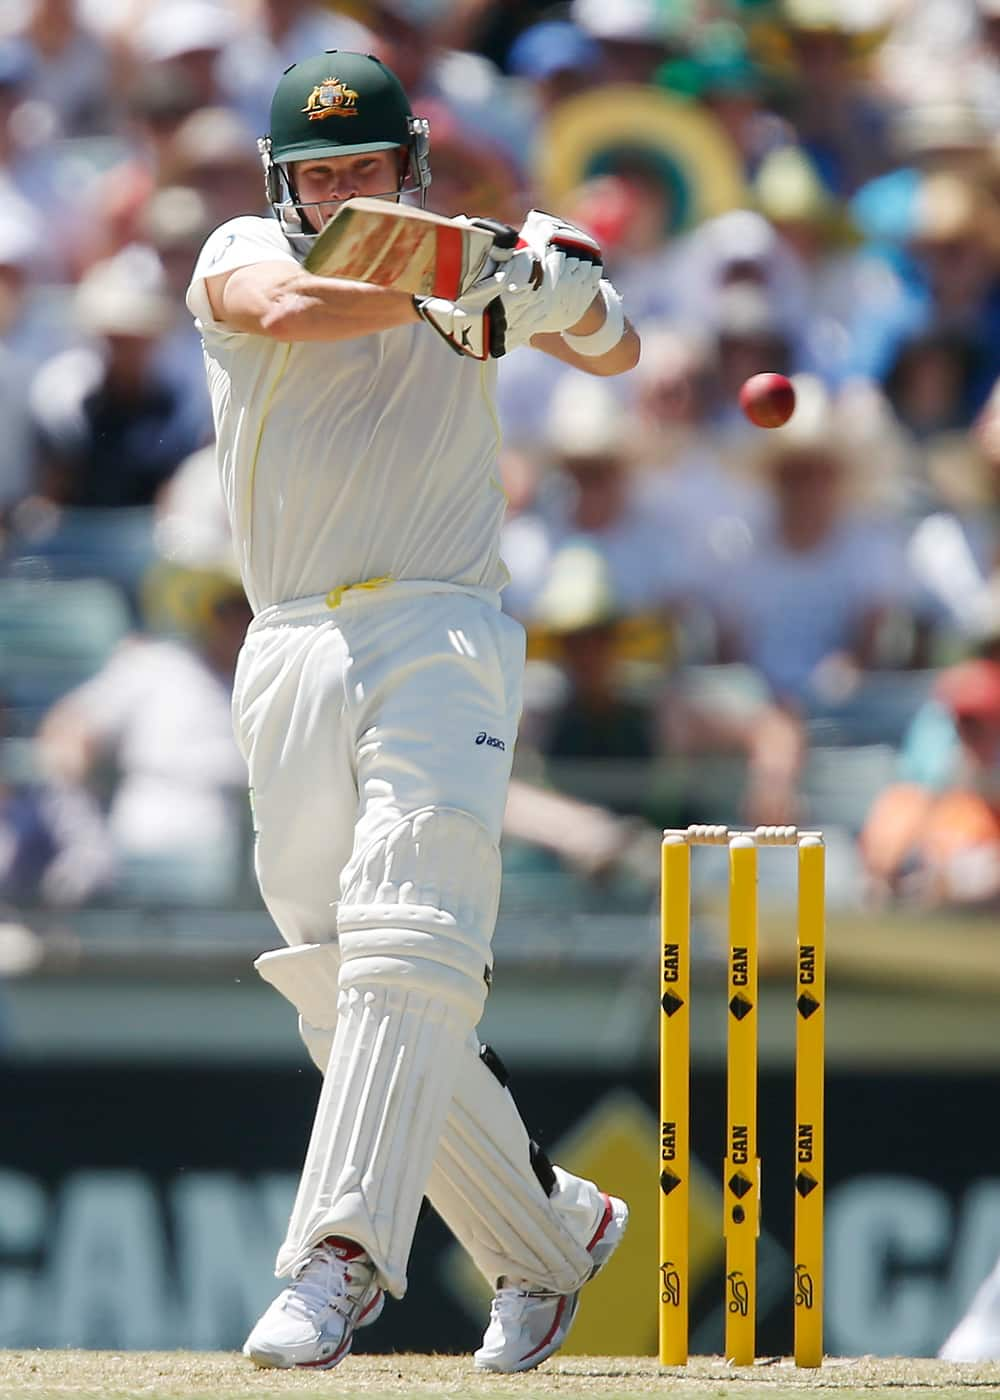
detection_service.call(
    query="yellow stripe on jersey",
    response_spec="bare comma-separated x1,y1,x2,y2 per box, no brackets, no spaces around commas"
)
325,576,393,609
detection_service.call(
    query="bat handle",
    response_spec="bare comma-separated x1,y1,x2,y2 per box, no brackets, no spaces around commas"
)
468,218,518,250
463,218,520,272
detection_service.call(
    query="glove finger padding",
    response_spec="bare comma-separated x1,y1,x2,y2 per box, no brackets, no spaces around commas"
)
519,209,603,270
500,247,604,343
459,245,542,312
543,247,604,327
414,293,507,359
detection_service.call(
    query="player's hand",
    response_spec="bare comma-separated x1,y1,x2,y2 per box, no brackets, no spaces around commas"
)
518,209,604,269
492,208,604,343
413,293,507,359
452,216,525,299
449,210,604,342
499,244,604,342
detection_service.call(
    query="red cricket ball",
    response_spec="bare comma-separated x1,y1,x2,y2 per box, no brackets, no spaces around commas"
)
739,372,796,429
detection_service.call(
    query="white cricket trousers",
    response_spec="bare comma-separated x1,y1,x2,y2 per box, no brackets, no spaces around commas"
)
234,581,608,1297
232,581,523,948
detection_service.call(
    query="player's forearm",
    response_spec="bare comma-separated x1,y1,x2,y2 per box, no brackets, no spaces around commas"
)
213,264,420,341
255,273,421,342
530,293,640,376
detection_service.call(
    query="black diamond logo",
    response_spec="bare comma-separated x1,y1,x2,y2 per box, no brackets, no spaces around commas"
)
660,1169,683,1196
796,1171,819,1198
729,994,753,1020
661,990,685,1017
797,993,820,1019
728,1172,752,1199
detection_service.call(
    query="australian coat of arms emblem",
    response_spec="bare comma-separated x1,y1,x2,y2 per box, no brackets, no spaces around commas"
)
302,77,359,120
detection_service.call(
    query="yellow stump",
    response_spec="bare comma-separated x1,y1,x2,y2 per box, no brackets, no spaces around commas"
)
724,836,759,1366
794,837,826,1367
659,835,690,1366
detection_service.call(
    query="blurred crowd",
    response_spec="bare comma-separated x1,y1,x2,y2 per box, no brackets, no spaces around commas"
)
0,0,1000,916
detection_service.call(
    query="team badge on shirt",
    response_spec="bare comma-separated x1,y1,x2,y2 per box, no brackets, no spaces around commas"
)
302,77,360,120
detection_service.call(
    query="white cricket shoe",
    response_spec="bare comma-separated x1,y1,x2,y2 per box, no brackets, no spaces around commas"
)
473,1193,629,1373
242,1236,384,1370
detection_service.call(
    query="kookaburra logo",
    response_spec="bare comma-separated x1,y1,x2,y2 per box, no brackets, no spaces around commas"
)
302,77,359,120
476,732,506,751
660,1262,681,1306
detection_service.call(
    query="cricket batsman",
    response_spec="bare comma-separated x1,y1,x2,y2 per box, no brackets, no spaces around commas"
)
185,50,640,1373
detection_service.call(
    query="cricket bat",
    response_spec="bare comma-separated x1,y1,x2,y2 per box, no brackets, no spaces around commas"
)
303,198,502,299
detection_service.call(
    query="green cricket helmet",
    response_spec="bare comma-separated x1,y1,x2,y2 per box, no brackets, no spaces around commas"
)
258,50,431,238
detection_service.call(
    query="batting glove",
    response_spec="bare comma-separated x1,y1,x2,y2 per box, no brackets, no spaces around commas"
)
517,209,604,269
499,244,604,344
413,293,507,360
451,216,525,298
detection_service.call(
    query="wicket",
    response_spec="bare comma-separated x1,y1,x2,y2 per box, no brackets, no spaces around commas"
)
658,824,826,1368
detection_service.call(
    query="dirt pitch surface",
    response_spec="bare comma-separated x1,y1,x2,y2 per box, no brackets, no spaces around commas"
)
3,1352,1000,1400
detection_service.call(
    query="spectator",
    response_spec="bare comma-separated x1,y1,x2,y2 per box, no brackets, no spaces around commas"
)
161,106,266,228
560,168,678,325
0,200,47,514
751,145,867,383
570,0,678,84
875,0,981,122
360,0,527,165
128,2,239,113
503,774,663,890
36,530,251,904
762,0,898,197
0,693,113,908
219,0,374,134
632,324,716,457
887,71,993,181
501,374,692,632
519,541,804,827
884,329,984,440
895,583,1000,793
704,284,795,445
861,658,1000,907
969,0,1000,123
522,542,659,768
413,98,524,224
0,37,76,277
658,21,783,179
666,214,808,377
77,65,204,267
28,252,205,509
710,375,911,710
135,184,216,439
506,19,603,115
503,18,604,171
630,325,767,636
904,369,1000,639
3,0,119,135
847,171,1000,408
78,106,261,271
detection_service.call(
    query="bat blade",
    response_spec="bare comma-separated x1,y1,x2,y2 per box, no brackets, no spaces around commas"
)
303,198,496,299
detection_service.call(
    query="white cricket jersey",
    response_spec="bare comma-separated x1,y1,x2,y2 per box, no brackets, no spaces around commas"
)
186,215,510,614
